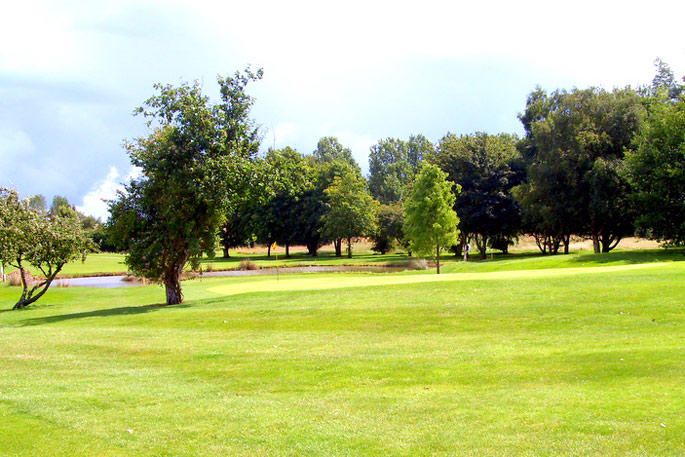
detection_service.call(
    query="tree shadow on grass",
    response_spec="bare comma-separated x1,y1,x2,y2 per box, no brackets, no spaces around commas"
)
567,248,685,265
17,302,191,327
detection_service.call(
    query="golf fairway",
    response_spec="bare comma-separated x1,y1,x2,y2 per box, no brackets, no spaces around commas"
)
208,262,669,296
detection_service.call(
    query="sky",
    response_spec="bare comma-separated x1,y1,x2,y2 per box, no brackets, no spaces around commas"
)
1,0,684,220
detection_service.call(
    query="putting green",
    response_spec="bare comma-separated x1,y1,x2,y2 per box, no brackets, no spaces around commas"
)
208,262,669,296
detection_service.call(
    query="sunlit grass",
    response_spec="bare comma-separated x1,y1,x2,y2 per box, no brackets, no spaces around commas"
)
1,254,683,456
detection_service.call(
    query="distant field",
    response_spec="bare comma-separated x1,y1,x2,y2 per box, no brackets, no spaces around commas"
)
0,251,683,456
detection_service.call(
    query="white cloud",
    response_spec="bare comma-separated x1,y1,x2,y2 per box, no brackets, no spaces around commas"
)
0,1,82,75
76,166,140,221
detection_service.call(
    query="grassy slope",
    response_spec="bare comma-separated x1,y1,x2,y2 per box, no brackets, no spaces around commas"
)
0,254,683,456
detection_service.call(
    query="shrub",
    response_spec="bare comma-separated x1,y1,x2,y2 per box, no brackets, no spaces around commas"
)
239,259,259,270
407,258,428,270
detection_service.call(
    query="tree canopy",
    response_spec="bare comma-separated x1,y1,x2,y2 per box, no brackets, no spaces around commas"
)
1,188,91,309
108,68,263,305
627,99,685,246
322,168,378,258
403,164,460,273
516,86,645,253
432,132,522,258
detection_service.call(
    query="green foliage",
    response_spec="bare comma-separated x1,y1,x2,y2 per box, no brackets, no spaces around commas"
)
516,86,645,253
651,57,684,101
368,135,434,205
27,194,46,213
312,136,359,169
403,164,459,272
0,188,90,309
249,147,312,256
368,138,413,204
50,195,72,217
108,68,262,304
432,132,522,259
322,169,378,257
627,99,685,246
371,203,405,254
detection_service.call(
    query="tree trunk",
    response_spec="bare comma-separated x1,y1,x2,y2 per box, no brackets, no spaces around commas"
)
222,246,230,258
164,275,183,305
347,238,352,258
454,240,464,257
436,245,441,274
307,240,318,256
563,234,570,255
476,234,487,260
13,261,61,309
267,244,271,257
285,243,290,258
601,234,621,253
334,239,342,257
592,234,600,254
163,261,184,305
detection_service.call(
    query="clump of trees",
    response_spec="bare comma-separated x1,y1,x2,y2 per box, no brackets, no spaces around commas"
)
515,86,645,254
0,188,91,309
6,59,684,308
431,132,523,259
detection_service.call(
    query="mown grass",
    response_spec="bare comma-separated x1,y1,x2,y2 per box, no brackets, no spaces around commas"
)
0,254,683,456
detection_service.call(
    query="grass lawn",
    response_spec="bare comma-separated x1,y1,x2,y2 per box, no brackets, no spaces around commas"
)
0,251,683,456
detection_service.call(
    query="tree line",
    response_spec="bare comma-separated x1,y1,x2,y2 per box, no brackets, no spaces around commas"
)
2,60,683,308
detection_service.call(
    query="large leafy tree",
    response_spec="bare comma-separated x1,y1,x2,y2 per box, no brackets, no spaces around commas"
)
403,164,460,274
517,87,644,253
0,188,91,309
313,136,358,169
108,68,262,305
252,147,311,257
368,135,433,205
322,169,378,258
368,137,413,204
432,132,522,259
626,99,685,246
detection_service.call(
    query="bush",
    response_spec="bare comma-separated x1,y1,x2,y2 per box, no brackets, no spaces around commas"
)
239,259,259,270
7,270,38,287
407,258,428,270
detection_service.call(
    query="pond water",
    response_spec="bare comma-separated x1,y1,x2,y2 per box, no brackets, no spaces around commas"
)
59,276,143,288
58,265,412,288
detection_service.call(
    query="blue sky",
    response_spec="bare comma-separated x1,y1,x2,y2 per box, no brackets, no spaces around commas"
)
1,0,684,220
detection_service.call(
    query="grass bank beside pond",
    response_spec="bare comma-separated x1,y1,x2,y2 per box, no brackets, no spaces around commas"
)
0,258,683,456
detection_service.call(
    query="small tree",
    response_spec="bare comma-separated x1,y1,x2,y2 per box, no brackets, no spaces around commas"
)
0,188,90,309
404,164,460,274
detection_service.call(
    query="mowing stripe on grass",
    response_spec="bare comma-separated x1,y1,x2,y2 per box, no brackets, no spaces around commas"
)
208,262,671,296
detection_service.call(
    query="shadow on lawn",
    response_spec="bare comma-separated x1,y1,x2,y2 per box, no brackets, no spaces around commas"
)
18,302,191,326
568,248,685,265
